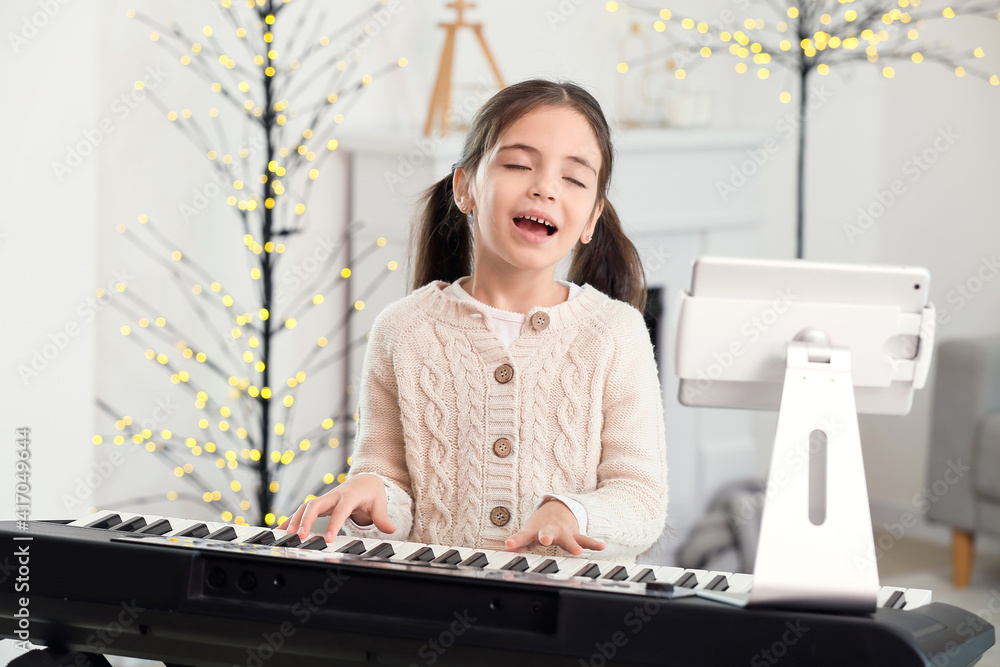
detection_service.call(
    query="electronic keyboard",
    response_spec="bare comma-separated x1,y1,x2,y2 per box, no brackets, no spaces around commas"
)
1,510,994,666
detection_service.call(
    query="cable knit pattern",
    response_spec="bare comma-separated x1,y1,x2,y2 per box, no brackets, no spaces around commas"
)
344,280,668,563
418,361,453,542
518,333,556,513
553,345,587,491
441,324,486,547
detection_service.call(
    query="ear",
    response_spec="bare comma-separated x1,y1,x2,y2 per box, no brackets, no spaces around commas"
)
582,199,604,244
452,167,475,212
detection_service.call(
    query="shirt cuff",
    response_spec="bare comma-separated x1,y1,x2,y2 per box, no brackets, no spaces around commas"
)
535,494,588,535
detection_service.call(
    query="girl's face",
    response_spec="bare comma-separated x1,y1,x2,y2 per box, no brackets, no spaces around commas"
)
454,105,604,277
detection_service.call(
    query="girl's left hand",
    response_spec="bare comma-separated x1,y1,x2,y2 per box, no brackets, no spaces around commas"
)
504,499,606,555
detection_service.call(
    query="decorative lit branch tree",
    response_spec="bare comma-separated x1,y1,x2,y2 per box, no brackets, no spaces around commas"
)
93,0,406,528
615,0,1000,257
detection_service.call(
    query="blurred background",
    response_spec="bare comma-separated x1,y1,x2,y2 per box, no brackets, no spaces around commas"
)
1,0,999,660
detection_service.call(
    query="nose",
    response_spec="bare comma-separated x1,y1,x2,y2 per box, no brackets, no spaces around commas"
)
531,174,557,201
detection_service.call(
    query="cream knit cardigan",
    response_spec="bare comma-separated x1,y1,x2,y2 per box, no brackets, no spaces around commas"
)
344,280,668,562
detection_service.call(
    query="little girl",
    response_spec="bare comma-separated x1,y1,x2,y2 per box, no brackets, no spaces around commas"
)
282,79,667,563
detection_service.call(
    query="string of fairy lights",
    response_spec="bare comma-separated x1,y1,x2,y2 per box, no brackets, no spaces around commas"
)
92,0,405,527
610,0,999,258
611,0,1000,89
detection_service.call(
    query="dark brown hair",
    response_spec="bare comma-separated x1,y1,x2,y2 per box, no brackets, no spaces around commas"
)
410,79,646,312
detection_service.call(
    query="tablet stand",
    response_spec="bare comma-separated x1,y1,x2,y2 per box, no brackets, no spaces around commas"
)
747,335,880,613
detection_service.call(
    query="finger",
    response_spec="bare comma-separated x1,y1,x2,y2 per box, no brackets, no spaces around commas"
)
504,530,533,551
324,493,362,541
554,534,585,556
537,529,554,547
575,534,606,551
282,503,306,533
370,492,396,536
298,492,338,537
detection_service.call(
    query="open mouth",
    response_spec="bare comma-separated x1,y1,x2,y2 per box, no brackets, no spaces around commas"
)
513,215,557,236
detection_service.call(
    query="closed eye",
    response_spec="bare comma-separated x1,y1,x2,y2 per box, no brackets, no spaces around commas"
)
565,177,586,188
504,164,529,170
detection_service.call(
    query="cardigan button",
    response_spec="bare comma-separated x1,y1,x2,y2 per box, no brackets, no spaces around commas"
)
494,364,513,384
530,311,549,331
493,438,512,458
490,506,511,527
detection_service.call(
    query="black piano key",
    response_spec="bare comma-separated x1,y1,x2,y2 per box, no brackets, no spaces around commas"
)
501,556,530,572
109,516,147,533
431,549,462,565
601,565,630,581
406,546,436,562
885,591,907,609
705,574,729,591
205,526,238,542
136,519,172,536
175,523,210,538
243,530,276,546
629,568,657,584
673,572,698,588
573,563,602,579
530,559,560,575
335,539,367,555
84,513,121,530
274,533,302,548
299,536,327,550
362,543,395,559
459,552,489,569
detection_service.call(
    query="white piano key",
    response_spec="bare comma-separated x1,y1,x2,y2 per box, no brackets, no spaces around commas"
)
728,573,755,594
648,565,685,583
902,587,933,610
67,509,134,528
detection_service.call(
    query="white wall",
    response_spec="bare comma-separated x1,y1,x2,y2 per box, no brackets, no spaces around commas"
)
3,0,998,547
0,1,100,522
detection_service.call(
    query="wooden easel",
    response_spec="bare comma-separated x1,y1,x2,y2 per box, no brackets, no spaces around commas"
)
423,0,505,136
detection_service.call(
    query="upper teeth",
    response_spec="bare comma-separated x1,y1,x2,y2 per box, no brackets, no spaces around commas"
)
523,215,555,229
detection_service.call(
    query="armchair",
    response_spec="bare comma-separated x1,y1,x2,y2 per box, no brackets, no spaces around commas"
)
925,336,1000,587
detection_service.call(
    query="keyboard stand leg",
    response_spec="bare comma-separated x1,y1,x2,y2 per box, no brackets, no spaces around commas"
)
7,648,113,667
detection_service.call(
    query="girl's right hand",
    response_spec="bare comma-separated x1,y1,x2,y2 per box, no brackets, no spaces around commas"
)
278,473,395,542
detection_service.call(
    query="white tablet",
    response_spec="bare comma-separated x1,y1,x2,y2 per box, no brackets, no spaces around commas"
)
671,256,935,415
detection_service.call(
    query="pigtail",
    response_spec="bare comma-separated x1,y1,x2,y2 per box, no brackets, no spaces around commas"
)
568,200,647,313
410,173,474,291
